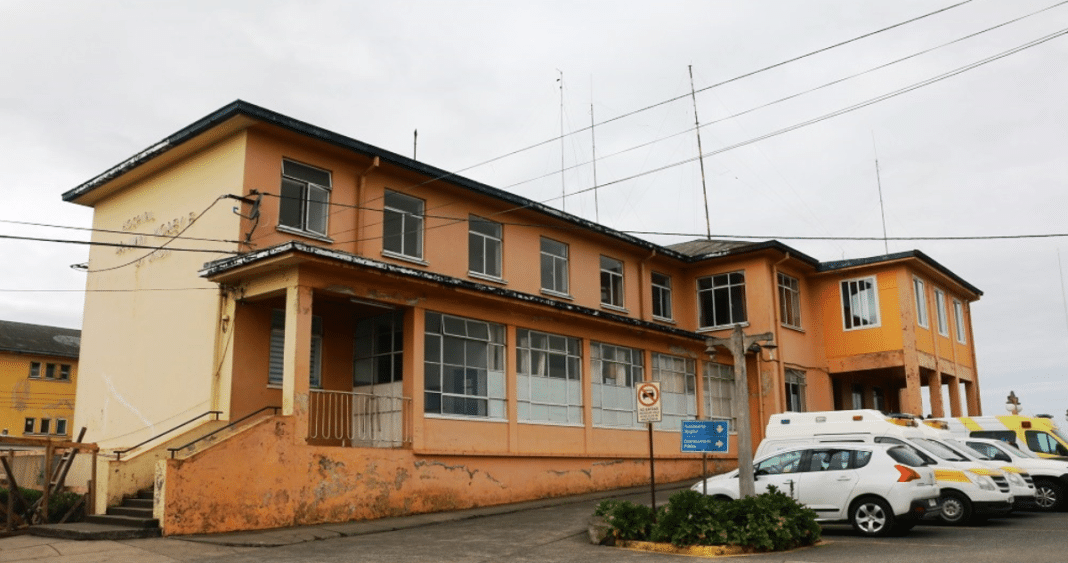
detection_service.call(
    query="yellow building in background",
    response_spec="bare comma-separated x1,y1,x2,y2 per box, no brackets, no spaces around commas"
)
63,101,983,535
0,319,79,438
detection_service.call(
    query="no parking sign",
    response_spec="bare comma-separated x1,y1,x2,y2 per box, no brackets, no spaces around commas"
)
636,381,662,423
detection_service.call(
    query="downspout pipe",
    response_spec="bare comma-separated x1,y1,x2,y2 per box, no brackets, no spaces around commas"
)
355,156,381,257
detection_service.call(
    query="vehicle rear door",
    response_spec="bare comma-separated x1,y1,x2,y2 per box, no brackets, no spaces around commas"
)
795,448,860,520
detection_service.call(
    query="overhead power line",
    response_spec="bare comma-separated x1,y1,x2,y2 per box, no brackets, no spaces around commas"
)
0,233,239,254
0,218,243,244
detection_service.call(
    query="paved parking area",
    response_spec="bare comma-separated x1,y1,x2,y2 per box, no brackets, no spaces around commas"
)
2,486,1066,562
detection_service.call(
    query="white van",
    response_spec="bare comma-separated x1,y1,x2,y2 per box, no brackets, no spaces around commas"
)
933,415,1068,460
759,410,1014,524
963,437,1068,511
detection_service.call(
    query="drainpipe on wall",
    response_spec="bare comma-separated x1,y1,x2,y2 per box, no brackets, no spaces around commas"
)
355,156,380,257
638,249,657,321
768,253,791,418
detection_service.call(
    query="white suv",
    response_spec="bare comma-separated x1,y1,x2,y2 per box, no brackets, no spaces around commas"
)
691,443,941,537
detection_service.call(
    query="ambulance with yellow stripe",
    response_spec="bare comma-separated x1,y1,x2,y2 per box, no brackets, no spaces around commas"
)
933,415,1068,460
757,410,1015,524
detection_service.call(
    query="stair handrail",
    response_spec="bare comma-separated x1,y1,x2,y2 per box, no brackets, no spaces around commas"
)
113,411,223,460
167,406,280,458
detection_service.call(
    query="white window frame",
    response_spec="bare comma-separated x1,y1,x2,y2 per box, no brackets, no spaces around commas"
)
353,310,404,387
55,418,68,436
934,289,949,336
651,272,673,321
423,312,506,419
539,238,570,296
777,272,802,329
599,256,624,309
953,299,967,343
23,418,34,434
516,329,583,425
785,369,806,412
383,190,425,261
841,276,881,330
279,159,331,237
697,272,747,329
268,309,323,389
590,342,644,428
39,418,50,435
653,353,696,430
703,362,735,429
28,361,40,379
913,277,928,329
58,364,71,381
468,215,503,280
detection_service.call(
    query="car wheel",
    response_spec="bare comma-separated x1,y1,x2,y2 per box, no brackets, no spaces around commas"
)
712,495,733,503
939,491,973,525
1034,479,1065,511
849,497,895,537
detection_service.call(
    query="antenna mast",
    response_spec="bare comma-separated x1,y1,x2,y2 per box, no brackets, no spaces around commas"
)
688,65,712,240
557,69,566,212
872,132,889,254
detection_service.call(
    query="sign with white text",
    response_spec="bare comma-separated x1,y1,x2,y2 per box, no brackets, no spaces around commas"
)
681,420,730,453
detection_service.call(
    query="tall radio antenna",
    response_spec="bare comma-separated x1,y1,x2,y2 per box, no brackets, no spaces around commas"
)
688,65,712,240
872,132,889,255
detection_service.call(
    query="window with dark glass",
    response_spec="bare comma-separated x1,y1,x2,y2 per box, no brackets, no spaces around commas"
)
28,362,40,378
777,273,801,329
279,159,331,237
698,272,747,328
383,190,425,260
540,238,569,295
468,216,502,279
651,272,672,320
599,256,624,308
785,369,806,412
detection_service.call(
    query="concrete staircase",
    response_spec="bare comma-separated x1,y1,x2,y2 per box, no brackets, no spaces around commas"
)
31,489,161,540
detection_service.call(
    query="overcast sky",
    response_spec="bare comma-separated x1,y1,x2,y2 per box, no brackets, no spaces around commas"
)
2,0,1067,420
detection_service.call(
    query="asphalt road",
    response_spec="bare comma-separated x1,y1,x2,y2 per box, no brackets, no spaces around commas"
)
181,490,1068,563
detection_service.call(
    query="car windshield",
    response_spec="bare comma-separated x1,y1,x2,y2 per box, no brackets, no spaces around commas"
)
909,438,968,461
998,441,1038,458
943,439,992,460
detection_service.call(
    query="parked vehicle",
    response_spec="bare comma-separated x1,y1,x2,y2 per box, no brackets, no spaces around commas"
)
932,415,1068,460
964,437,1068,511
691,442,941,537
913,425,1037,510
758,410,1015,525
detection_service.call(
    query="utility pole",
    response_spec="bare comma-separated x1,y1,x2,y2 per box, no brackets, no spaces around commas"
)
705,326,774,498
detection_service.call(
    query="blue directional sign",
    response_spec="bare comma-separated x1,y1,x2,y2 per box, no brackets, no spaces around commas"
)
680,420,730,453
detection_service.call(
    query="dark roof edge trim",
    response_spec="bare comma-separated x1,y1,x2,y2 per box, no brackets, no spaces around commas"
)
818,250,983,296
200,242,706,342
0,347,79,359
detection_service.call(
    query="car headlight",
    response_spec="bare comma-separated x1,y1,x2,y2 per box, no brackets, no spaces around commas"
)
968,472,996,491
1005,472,1025,487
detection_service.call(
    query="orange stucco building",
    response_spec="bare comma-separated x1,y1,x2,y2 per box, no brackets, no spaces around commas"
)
64,101,982,535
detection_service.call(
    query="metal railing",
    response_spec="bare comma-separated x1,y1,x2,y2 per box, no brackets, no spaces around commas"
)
308,390,411,447
113,411,222,460
167,406,280,458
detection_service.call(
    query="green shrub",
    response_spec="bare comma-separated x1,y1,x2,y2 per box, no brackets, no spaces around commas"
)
596,486,821,551
0,488,85,523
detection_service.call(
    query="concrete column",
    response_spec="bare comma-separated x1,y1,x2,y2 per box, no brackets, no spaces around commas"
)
947,375,963,417
282,284,313,443
406,306,425,451
964,380,980,416
926,370,945,418
902,364,923,416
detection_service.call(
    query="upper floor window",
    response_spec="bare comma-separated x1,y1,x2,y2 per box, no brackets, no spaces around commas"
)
913,277,928,328
516,329,582,424
39,419,51,435
777,272,801,329
785,369,806,412
279,159,331,237
424,312,506,419
540,238,569,296
698,272,747,329
468,216,502,279
651,272,673,320
55,418,68,436
934,289,949,336
268,309,323,389
23,418,34,434
599,256,624,308
28,362,40,378
953,299,967,343
383,191,425,260
841,277,880,330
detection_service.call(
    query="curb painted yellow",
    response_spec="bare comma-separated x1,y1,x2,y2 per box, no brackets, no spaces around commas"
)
618,539,823,558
